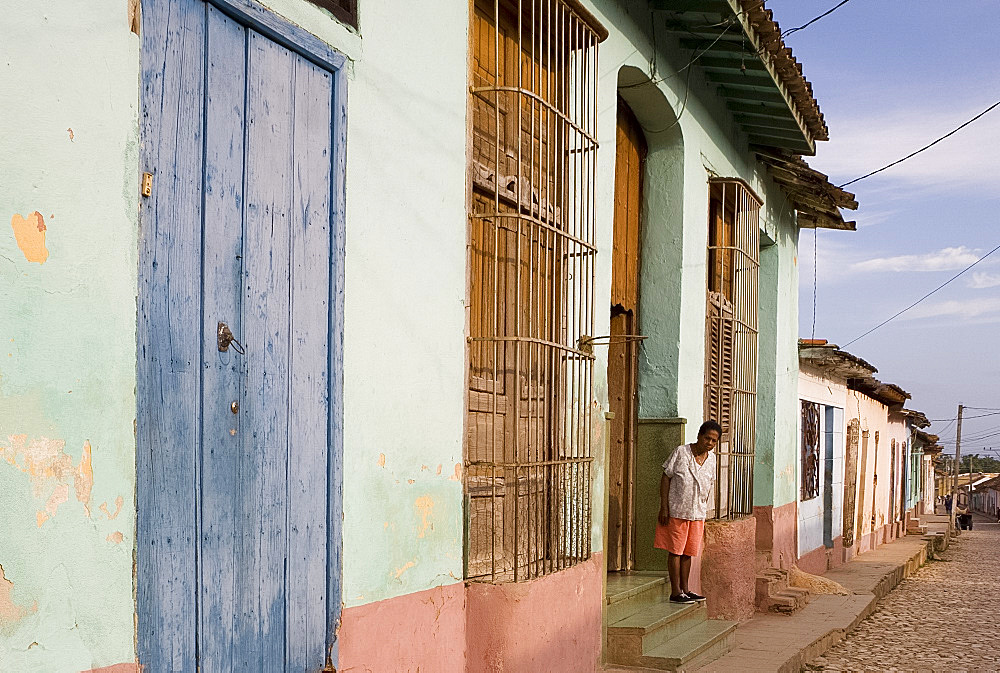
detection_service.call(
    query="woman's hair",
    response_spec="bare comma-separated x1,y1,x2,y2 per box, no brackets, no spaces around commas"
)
698,420,723,438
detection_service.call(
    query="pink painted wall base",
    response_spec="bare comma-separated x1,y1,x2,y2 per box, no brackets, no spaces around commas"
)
339,555,604,673
754,501,798,569
796,536,845,575
338,582,466,673
466,553,603,673
701,517,756,621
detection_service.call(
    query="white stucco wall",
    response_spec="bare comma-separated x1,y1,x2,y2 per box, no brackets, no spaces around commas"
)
847,390,890,551
797,369,847,557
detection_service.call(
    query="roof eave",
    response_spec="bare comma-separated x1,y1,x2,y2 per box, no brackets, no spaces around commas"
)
650,0,823,155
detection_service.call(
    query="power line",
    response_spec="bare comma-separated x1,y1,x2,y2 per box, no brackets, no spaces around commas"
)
781,0,854,38
929,410,1000,422
839,99,1000,188
842,242,1000,347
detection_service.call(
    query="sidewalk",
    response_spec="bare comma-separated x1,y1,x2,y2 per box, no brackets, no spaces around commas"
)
693,532,935,673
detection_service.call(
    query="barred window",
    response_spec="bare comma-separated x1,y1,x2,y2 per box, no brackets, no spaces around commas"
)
800,401,821,501
704,179,760,519
466,0,600,581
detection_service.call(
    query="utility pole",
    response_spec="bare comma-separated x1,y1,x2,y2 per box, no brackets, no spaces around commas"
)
969,454,974,513
953,404,963,532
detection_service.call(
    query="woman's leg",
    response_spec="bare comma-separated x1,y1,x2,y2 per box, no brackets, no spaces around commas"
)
668,553,682,596
679,555,692,593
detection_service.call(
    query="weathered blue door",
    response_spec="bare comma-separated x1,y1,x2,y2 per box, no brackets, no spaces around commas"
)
137,0,345,670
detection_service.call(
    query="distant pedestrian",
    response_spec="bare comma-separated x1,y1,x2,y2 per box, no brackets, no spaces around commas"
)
957,491,973,530
945,494,953,515
655,420,719,605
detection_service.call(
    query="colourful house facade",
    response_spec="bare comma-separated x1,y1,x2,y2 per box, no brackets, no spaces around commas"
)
797,342,932,576
2,1,860,671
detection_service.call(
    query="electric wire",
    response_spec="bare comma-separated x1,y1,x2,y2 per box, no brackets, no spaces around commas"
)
929,410,1000,422
781,0,854,38
839,99,1000,188
942,427,1000,443
842,242,1000,347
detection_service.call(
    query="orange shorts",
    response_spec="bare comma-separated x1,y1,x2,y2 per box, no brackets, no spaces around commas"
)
654,517,705,557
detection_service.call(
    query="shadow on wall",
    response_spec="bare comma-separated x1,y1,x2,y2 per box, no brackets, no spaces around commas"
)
616,65,686,420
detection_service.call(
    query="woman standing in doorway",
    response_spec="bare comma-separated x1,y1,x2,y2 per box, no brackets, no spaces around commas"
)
655,421,720,604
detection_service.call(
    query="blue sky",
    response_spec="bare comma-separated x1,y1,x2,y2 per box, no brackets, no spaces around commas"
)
771,1,1000,458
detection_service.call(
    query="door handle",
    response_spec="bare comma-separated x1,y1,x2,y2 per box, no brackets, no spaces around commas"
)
217,322,245,354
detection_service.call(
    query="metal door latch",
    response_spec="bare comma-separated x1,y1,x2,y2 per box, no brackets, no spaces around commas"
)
217,321,245,354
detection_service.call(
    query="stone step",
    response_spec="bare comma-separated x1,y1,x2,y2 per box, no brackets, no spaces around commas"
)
636,619,739,671
754,568,791,612
766,586,809,614
607,574,671,624
755,568,810,614
608,601,707,663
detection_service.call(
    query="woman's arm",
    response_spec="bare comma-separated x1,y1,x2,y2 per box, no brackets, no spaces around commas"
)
658,474,671,525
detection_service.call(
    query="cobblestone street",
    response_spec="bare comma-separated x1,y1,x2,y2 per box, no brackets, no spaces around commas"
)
807,514,1000,671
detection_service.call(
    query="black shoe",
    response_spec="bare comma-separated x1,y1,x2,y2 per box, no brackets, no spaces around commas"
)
683,591,707,602
669,594,697,604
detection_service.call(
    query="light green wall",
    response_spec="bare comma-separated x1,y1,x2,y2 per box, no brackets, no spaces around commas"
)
0,3,139,671
589,0,804,523
256,0,470,608
756,196,801,508
755,239,779,506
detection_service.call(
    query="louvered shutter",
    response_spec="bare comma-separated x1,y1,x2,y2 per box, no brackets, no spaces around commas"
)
705,290,734,435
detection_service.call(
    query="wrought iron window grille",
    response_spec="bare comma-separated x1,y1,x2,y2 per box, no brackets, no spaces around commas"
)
465,0,601,582
801,401,821,501
704,178,760,520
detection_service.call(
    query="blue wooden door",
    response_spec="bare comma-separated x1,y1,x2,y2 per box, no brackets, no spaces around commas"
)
137,1,345,670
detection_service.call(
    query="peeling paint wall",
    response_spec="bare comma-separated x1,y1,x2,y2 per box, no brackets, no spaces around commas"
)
846,390,890,550
0,2,140,671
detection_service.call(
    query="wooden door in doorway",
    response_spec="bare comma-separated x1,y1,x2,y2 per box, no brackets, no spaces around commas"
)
607,98,646,571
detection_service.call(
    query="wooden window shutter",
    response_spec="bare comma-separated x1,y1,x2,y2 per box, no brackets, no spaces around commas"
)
306,0,357,27
704,291,734,434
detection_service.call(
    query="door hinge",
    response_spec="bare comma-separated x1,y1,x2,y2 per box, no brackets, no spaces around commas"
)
141,172,153,197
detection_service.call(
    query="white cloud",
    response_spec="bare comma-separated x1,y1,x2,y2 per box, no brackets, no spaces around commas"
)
969,272,1000,289
809,99,1000,192
851,246,980,273
902,296,1000,322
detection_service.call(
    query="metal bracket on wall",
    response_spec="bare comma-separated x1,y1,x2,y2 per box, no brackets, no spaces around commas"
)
576,334,648,355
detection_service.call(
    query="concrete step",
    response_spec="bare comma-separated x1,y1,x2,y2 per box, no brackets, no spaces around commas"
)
766,586,809,614
608,601,707,663
755,568,810,614
607,574,671,624
636,619,738,671
754,568,793,612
